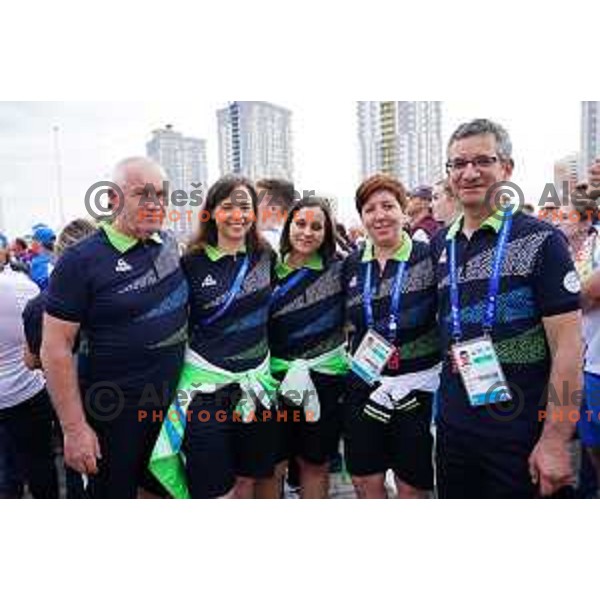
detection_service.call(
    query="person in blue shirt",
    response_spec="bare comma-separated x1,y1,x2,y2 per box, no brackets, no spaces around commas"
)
29,226,56,290
23,219,97,370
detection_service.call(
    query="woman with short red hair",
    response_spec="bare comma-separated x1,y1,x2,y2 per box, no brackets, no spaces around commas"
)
343,175,441,499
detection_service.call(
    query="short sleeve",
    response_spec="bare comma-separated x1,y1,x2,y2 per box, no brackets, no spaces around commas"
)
45,247,90,323
533,228,581,317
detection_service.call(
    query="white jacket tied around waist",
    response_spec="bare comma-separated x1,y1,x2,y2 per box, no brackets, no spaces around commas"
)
369,364,442,412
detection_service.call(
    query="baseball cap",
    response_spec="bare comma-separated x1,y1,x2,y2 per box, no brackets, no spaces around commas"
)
32,226,56,246
410,186,433,202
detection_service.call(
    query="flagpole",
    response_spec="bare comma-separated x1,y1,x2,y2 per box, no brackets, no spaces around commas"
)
53,125,66,226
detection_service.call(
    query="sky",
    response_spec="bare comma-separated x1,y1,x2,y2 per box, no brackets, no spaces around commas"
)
0,100,583,236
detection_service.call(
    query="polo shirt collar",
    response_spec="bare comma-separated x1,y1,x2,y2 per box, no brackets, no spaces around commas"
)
205,244,247,262
361,230,413,263
275,253,324,279
101,223,163,254
446,209,505,241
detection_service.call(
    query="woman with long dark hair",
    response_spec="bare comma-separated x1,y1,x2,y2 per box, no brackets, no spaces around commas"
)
267,197,349,498
150,176,279,499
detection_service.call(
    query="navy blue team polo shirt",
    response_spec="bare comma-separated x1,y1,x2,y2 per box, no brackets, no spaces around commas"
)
430,210,581,444
343,231,441,377
46,223,188,400
269,254,346,361
181,244,275,373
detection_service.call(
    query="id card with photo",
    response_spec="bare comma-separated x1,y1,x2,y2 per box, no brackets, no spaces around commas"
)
351,329,396,386
451,336,512,407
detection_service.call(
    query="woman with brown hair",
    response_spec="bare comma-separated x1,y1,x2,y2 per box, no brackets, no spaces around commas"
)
267,197,349,498
343,174,441,499
150,176,279,499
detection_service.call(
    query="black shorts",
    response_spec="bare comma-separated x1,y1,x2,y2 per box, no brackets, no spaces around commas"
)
434,424,577,499
276,372,344,466
82,380,178,499
86,403,166,499
183,385,279,499
343,375,434,491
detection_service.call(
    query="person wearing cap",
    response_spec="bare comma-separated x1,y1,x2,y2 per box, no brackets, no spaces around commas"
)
23,219,98,371
431,118,583,498
29,226,56,290
20,219,97,499
42,157,188,499
0,236,59,498
406,185,441,244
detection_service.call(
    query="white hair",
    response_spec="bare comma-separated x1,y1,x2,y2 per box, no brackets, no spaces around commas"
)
112,157,168,190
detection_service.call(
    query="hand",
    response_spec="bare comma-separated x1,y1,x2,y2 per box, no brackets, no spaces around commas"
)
528,435,574,497
63,422,102,475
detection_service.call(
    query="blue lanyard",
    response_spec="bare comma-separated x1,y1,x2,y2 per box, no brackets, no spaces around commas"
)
201,255,250,326
448,214,513,342
363,259,407,343
271,268,311,306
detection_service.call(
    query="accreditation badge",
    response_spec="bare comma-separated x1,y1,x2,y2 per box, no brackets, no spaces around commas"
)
451,336,512,407
351,329,396,386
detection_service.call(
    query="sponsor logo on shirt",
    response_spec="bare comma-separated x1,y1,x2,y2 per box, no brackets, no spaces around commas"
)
563,270,582,294
202,274,218,288
115,259,133,273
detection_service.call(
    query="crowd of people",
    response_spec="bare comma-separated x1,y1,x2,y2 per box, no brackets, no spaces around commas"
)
1,117,600,499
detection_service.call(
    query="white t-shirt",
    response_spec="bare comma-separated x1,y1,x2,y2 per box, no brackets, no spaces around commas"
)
0,268,45,409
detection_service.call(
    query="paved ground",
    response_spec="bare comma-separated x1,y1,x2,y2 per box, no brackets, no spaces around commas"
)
285,464,397,499
329,471,357,499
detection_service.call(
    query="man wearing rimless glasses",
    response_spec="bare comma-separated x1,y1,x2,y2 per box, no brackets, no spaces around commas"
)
431,118,583,499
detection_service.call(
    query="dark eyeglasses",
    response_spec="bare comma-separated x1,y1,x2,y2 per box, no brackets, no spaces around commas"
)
446,156,499,173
